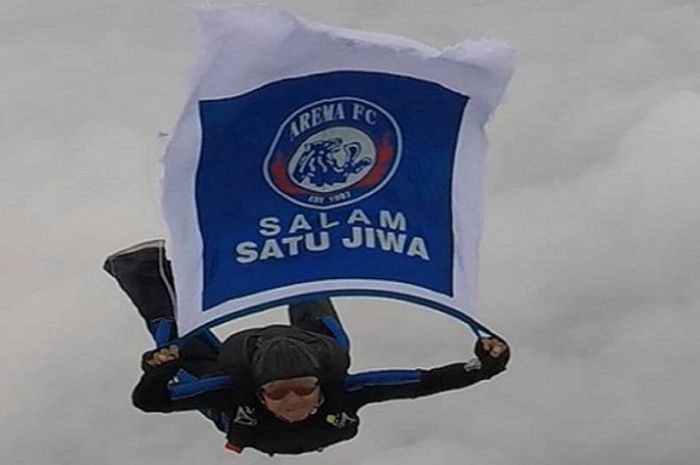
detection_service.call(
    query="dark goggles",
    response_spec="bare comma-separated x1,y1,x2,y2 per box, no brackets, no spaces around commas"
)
260,377,319,400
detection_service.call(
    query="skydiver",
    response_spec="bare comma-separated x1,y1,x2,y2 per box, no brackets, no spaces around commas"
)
104,239,510,456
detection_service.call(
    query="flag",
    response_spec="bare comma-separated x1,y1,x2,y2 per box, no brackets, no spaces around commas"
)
162,8,514,336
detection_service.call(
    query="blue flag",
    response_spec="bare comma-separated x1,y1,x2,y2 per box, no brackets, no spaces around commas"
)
162,8,513,336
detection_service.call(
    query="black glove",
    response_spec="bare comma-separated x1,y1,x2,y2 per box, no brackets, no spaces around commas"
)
140,346,182,374
474,336,510,378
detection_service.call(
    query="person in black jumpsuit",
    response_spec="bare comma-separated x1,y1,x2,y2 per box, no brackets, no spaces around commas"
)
104,239,510,456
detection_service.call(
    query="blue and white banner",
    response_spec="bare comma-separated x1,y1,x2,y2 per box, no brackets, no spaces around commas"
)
162,8,513,336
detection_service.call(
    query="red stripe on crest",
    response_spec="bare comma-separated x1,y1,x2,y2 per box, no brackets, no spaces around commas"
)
270,153,306,194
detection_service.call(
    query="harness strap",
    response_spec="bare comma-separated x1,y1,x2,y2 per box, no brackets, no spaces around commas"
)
345,369,421,391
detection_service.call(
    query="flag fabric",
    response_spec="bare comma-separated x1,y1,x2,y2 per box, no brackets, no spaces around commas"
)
162,8,514,336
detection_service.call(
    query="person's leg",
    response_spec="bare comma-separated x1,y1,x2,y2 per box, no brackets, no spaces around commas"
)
103,240,221,376
288,298,350,348
103,239,177,338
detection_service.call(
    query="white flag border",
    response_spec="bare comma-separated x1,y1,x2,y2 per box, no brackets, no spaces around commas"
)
162,8,513,337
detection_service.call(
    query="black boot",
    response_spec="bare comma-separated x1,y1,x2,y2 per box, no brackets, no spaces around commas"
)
103,239,176,324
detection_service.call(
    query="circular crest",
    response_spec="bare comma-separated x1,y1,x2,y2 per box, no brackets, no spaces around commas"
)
264,97,402,209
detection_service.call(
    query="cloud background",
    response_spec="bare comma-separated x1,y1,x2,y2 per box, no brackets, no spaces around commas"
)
1,1,699,464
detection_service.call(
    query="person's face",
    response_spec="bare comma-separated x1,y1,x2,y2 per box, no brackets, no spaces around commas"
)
259,376,321,423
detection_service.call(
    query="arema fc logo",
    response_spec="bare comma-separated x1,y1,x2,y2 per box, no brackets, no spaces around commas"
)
264,97,402,209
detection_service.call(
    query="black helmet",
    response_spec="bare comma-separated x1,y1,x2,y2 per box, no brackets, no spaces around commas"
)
252,336,322,386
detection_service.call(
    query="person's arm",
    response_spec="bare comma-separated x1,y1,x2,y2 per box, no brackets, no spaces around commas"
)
132,346,230,412
347,337,509,408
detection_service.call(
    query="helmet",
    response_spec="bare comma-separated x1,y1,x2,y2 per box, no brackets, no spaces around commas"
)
252,336,322,386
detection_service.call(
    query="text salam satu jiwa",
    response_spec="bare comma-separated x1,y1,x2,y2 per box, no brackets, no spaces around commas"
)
235,209,430,264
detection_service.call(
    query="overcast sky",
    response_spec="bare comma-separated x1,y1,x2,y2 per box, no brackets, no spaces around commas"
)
2,1,699,464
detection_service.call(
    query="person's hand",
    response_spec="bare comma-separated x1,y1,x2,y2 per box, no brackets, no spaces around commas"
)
145,345,180,367
474,336,510,376
479,337,508,358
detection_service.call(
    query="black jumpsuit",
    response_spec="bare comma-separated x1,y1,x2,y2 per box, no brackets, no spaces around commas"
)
104,240,506,455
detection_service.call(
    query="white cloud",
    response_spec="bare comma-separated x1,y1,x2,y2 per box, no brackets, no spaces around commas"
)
2,1,699,464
